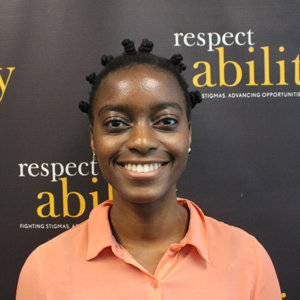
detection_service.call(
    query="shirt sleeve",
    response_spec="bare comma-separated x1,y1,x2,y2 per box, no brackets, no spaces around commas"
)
16,247,45,300
251,237,281,300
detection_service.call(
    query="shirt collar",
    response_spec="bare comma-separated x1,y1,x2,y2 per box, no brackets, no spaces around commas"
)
86,200,114,260
177,198,209,262
86,199,209,262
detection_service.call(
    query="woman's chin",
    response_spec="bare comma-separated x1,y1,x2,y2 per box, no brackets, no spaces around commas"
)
112,186,176,206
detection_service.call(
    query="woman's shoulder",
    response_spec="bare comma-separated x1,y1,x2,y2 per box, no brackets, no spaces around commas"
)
183,198,267,260
26,219,89,264
203,211,276,277
34,200,112,254
205,214,253,240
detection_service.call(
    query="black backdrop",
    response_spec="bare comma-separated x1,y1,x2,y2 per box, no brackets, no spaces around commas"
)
0,1,299,299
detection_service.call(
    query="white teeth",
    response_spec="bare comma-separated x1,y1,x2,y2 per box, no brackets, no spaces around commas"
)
123,163,163,173
143,164,150,172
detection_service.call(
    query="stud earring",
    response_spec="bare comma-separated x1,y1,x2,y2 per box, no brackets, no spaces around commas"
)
188,147,192,154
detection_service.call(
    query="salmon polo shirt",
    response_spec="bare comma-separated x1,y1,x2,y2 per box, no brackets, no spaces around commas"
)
16,199,281,300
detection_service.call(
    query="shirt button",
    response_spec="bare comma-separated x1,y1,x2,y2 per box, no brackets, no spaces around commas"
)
172,245,181,252
151,279,159,289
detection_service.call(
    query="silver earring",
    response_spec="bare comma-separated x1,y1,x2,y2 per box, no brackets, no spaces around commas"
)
188,147,191,154
93,152,96,162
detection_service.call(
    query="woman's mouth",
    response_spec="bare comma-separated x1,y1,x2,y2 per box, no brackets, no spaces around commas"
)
116,161,169,178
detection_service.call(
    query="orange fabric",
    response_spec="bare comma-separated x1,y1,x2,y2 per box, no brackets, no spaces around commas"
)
16,199,281,300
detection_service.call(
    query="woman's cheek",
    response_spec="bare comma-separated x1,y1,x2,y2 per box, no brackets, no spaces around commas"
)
166,133,189,154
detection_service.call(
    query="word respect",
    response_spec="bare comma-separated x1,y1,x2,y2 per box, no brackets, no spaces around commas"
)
18,161,99,182
173,30,254,51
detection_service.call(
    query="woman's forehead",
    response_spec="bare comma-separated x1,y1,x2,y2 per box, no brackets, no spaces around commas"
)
113,75,161,92
92,65,187,118
95,64,185,100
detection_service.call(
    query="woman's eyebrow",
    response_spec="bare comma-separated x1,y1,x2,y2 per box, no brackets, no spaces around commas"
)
152,102,183,113
97,104,130,116
97,102,183,116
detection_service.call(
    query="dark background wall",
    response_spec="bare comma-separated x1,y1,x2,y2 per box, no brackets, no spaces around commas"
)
0,1,299,299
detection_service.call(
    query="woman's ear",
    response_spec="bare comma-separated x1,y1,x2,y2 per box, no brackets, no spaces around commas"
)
188,123,192,148
89,125,96,154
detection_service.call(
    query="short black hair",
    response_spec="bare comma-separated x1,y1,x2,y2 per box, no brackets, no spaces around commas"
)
79,39,201,123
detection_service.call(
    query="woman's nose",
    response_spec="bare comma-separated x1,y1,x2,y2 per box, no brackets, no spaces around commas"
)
126,122,159,154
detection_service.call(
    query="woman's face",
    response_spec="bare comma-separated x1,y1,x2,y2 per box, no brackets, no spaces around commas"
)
90,64,191,204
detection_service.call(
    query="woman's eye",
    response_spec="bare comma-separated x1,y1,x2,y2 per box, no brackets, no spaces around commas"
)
155,117,178,129
162,118,177,125
105,119,128,129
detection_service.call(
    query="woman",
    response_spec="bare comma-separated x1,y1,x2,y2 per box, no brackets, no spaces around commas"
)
16,39,281,299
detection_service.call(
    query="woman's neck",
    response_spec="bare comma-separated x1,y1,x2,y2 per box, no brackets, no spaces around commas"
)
109,191,189,247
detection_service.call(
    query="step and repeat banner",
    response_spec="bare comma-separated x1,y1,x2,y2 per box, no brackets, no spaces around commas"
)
0,1,299,299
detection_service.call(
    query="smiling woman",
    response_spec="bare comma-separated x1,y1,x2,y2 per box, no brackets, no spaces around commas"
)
16,39,281,300
91,65,190,207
